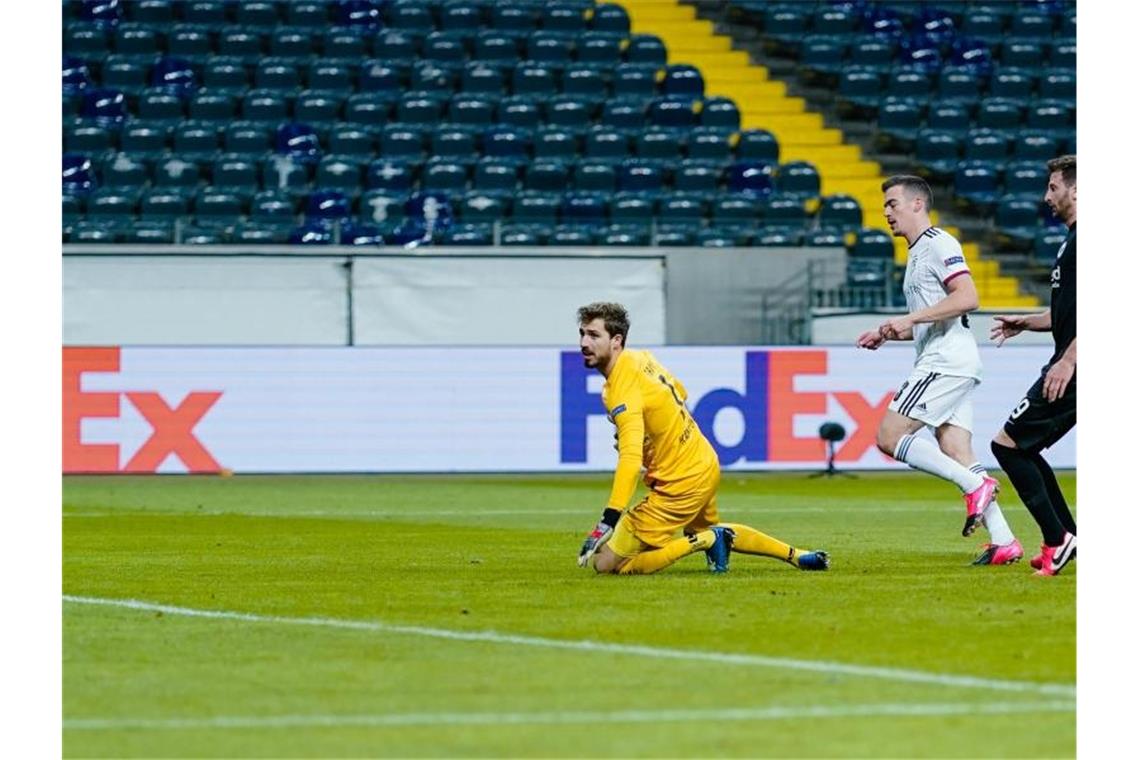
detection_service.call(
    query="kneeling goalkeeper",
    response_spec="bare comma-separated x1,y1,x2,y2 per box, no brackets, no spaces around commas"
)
575,302,830,575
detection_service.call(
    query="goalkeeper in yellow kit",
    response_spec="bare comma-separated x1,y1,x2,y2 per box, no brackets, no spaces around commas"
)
575,302,830,575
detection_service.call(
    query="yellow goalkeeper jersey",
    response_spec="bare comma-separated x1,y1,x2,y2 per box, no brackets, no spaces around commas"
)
602,348,719,510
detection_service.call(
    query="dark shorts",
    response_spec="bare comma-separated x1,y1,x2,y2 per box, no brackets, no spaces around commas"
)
1003,373,1076,453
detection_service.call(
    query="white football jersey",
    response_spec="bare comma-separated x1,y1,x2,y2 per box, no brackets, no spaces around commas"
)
902,226,982,379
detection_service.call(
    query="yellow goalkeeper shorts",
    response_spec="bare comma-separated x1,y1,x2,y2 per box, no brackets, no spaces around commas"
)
608,469,721,557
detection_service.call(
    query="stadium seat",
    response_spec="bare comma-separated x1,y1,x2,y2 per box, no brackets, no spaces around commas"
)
1032,228,1068,265
247,191,297,223
584,127,629,158
421,158,469,192
887,66,933,99
380,125,426,158
500,224,550,246
736,129,780,162
617,159,664,193
701,97,741,130
674,160,721,193
1004,161,1048,198
483,125,532,157
316,155,364,192
305,189,352,222
727,161,775,198
875,97,924,152
512,63,558,96
65,23,110,56
528,31,573,64
397,92,446,124
113,23,161,55
151,57,198,96
592,3,630,34
82,88,129,125
600,98,647,130
534,127,580,159
546,95,595,128
805,229,846,247
262,155,311,193
189,90,237,121
99,153,149,188
836,68,884,119
154,155,202,188
576,32,622,68
612,64,657,98
224,121,272,153
937,66,983,104
366,160,418,193
473,158,520,191
915,130,961,181
63,153,95,196
949,36,994,79
498,95,543,128
818,194,863,231
960,9,1006,43
711,196,760,228
173,121,220,160
329,125,375,156
194,188,248,222
360,190,410,223
388,0,436,33
963,128,1010,163
848,37,895,73
775,161,821,200
232,222,293,244
977,98,1025,131
492,4,538,34
560,192,608,226
625,34,666,66
1039,69,1077,100
609,192,655,226
562,65,606,97
275,122,323,163
87,187,140,219
120,122,170,156
660,193,708,226
649,96,699,129
441,2,483,32
688,128,732,162
994,195,1042,250
954,161,1003,214
512,191,561,224
1049,38,1077,68
212,154,260,192
635,128,684,161
459,190,511,222
423,31,469,64
573,159,617,191
850,228,894,258
989,68,1036,101
374,30,419,61
440,223,494,246
1026,100,1076,133
598,224,650,246
309,61,355,92
242,89,289,121
798,36,847,86
295,90,345,125
345,93,395,125
1013,132,1060,161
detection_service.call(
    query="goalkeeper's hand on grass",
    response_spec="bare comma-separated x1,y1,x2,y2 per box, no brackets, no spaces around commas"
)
577,508,622,568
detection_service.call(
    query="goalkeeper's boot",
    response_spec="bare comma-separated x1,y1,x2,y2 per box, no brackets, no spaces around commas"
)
796,550,830,571
1034,533,1076,577
706,526,736,574
962,476,999,537
971,539,1024,566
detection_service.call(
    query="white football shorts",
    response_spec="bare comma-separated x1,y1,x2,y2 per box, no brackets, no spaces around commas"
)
887,370,979,431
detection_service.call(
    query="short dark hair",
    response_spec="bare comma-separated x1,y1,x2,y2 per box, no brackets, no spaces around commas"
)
881,174,934,211
1047,155,1076,187
577,302,629,347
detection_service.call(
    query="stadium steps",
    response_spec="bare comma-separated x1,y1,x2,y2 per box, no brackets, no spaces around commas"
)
642,0,1040,310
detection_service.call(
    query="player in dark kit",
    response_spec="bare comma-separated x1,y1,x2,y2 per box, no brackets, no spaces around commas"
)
989,155,1077,577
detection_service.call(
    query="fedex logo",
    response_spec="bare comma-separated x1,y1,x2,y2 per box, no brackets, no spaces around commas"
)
560,350,893,465
63,347,224,473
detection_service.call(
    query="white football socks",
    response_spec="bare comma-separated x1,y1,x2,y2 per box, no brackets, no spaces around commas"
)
894,433,985,493
970,463,1017,546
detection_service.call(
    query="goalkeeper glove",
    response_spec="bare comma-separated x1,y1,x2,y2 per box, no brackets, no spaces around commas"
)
577,508,622,568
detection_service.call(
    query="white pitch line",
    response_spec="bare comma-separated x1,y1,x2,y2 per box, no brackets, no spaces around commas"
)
63,505,947,519
64,699,1076,732
64,596,1075,698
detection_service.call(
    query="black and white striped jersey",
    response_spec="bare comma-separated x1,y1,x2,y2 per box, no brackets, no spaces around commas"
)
902,226,982,380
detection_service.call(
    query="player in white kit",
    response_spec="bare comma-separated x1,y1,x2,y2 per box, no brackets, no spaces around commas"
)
857,175,1023,565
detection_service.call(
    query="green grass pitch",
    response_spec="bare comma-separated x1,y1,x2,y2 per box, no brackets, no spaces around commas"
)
63,471,1075,758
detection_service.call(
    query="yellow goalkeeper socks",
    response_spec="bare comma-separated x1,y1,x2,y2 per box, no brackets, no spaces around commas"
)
720,522,801,565
618,530,715,575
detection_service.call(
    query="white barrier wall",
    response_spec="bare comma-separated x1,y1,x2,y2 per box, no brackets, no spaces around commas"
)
351,257,665,345
64,345,1073,474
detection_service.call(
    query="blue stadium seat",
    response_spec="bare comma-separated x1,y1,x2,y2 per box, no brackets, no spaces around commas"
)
528,31,574,64
736,129,780,162
977,98,1025,130
954,161,1003,214
309,61,355,92
875,97,924,152
887,66,933,99
211,154,260,192
322,27,369,58
473,158,521,191
101,55,149,92
598,224,650,246
612,64,658,98
360,190,410,224
288,2,331,26
1010,12,1055,38
812,4,857,34
501,224,551,246
818,194,863,231
948,37,994,79
659,193,708,226
1026,100,1076,133
512,191,561,224
576,31,622,68
697,229,750,248
146,56,197,93
523,158,569,191
380,125,426,158
316,155,364,192
775,161,820,199
62,55,92,96
154,154,202,188
483,125,532,157
138,88,186,120
850,228,894,259
459,190,511,222
360,60,406,92
276,123,323,163
374,30,419,61
1039,69,1076,100
799,35,847,85
600,97,647,129
649,96,698,128
63,153,96,196
700,97,740,129
561,65,606,98
251,190,299,222
546,225,594,245
329,125,375,156
897,35,943,73
173,121,220,159
512,62,559,96
492,3,538,33
543,2,588,33
397,91,446,124
474,30,520,63
120,121,170,156
430,126,478,158
262,155,311,194
271,27,314,57
994,195,1042,250
345,92,395,124
654,226,696,246
388,0,436,33
224,121,272,153
234,1,280,26
87,187,140,219
82,88,129,125
573,159,617,191
674,160,721,192
584,127,629,158
336,0,384,32
608,192,655,226
937,66,983,105
998,38,1040,68
727,161,775,198
203,58,250,92
305,189,352,223
915,129,961,181
441,2,484,31
710,196,760,228
545,95,595,128
99,153,149,188
461,62,506,94
1049,38,1077,68
687,127,732,162
448,93,496,126
663,64,704,97
289,222,336,245
1013,132,1060,161
592,3,630,34
440,223,494,246
1032,227,1068,265
560,192,608,226
960,9,1005,43
617,159,664,193
927,100,971,136
534,127,580,159
1004,161,1048,198
626,34,666,65
296,90,346,124
255,58,302,90
194,188,248,222
498,95,543,128
836,67,884,119
423,31,469,63
848,36,895,73
634,128,683,161
423,158,471,192
963,128,1010,163
218,28,266,60
113,23,161,55
989,68,1036,101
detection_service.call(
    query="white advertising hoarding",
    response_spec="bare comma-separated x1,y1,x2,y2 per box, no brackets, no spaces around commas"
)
63,345,1074,474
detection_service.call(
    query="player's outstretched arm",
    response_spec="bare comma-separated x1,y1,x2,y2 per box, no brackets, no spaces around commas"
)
856,328,887,350
990,310,1051,346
